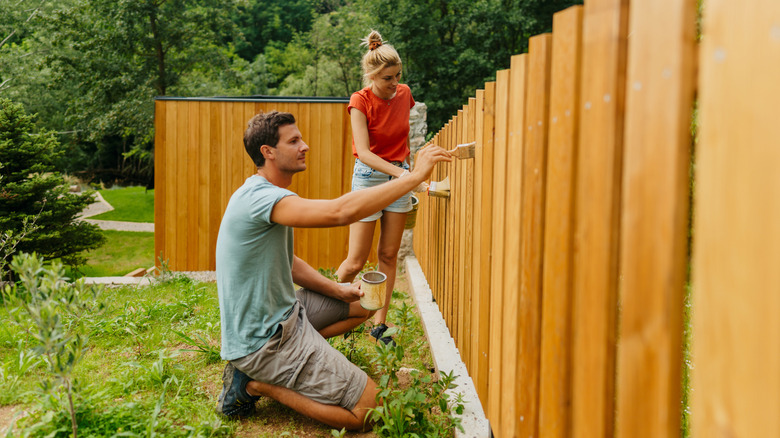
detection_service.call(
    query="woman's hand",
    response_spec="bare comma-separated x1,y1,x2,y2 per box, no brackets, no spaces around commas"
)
411,145,452,183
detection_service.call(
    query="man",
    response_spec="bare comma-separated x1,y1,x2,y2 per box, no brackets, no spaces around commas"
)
215,110,451,430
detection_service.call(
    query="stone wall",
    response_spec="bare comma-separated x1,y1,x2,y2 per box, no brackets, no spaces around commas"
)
398,101,427,262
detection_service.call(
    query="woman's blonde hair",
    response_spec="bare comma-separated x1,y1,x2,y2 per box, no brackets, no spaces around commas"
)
360,30,401,87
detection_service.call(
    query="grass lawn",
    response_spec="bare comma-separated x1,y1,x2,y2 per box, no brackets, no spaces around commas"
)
0,267,460,437
70,230,155,278
90,186,154,223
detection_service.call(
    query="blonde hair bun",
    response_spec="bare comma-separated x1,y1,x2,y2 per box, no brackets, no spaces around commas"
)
361,30,383,51
359,30,401,87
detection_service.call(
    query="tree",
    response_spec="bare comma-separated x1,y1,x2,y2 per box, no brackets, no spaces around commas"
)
231,0,320,63
42,0,241,186
270,3,373,97
309,5,373,96
0,98,104,276
364,0,582,131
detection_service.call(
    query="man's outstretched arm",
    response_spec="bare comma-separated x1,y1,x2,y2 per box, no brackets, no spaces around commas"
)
270,145,451,228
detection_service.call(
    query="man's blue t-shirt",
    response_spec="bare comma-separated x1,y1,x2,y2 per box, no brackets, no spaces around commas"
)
216,175,298,360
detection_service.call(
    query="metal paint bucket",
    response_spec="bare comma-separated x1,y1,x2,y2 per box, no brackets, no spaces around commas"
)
360,271,387,310
404,195,420,229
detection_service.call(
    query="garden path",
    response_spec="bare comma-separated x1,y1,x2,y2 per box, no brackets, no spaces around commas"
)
79,192,154,232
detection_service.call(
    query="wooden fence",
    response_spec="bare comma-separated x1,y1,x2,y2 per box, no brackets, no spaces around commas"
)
412,0,780,437
154,97,360,271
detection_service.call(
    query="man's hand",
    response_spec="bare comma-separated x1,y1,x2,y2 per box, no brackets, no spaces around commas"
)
337,281,363,303
411,145,452,183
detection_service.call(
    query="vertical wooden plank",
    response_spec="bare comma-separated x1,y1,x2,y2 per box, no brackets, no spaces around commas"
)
209,101,223,269
539,7,583,438
488,68,511,434
163,100,176,268
692,1,780,437
469,92,485,378
501,53,529,438
473,82,496,408
221,100,233,224
615,0,696,436
187,101,199,270
461,99,475,371
571,0,630,436
154,100,166,269
444,121,456,329
174,102,189,270
454,111,463,350
197,102,209,270
517,33,553,438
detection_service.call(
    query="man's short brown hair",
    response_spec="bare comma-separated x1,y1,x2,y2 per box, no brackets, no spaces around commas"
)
244,111,297,168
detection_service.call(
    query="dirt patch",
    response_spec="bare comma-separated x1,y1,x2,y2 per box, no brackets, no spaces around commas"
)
230,396,377,438
0,405,21,435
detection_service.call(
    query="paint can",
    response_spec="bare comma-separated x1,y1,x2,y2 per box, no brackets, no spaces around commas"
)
360,271,387,310
404,195,420,229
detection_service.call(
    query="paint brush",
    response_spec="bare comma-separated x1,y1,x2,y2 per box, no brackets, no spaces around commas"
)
428,176,450,198
448,141,476,159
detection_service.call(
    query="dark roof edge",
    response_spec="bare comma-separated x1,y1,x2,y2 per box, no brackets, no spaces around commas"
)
154,95,350,103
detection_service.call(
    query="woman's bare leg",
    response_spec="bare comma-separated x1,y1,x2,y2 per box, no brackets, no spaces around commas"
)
373,212,407,326
336,221,376,283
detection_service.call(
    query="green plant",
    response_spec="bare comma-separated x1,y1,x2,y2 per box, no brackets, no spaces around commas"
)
2,252,104,438
172,330,222,364
368,323,465,437
155,252,192,285
0,344,42,404
0,99,105,275
0,195,42,281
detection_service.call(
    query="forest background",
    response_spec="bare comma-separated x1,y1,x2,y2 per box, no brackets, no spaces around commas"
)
0,0,581,188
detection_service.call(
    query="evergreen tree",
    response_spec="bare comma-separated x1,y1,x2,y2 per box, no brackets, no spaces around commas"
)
0,99,104,276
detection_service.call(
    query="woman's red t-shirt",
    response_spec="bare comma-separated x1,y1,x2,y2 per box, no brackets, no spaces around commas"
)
347,84,415,163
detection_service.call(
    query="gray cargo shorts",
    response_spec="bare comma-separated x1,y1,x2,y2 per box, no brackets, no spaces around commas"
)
231,288,368,410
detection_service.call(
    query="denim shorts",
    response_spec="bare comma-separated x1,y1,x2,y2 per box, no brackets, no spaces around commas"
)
351,158,413,222
231,290,366,410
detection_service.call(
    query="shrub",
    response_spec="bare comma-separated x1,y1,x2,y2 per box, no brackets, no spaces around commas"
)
0,99,104,279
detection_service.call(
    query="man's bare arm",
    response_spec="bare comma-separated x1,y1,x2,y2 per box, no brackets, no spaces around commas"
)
291,255,361,302
271,145,451,228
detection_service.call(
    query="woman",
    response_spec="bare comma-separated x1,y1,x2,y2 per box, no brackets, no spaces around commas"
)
336,30,426,345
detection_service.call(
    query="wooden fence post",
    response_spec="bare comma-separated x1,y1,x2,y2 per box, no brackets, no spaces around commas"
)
692,0,780,436
471,84,496,410
614,0,696,435
501,53,529,438
570,0,630,436
518,33,553,438
539,7,583,438
488,68,512,433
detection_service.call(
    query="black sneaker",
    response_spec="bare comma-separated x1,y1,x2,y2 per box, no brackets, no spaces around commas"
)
370,323,395,346
216,362,259,417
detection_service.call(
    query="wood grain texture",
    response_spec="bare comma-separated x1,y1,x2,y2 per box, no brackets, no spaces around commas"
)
539,7,583,438
692,0,780,436
570,0,630,436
